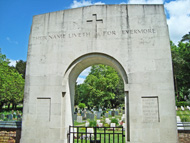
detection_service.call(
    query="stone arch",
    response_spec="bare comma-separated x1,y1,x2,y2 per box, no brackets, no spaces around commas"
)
63,52,130,141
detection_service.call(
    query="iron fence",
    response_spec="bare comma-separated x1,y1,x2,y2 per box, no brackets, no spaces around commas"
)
68,126,125,143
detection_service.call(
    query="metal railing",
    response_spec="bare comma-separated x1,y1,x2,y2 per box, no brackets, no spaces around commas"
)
177,122,190,131
68,126,125,143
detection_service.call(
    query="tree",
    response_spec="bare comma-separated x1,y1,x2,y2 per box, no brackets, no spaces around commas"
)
0,49,25,109
171,33,190,101
76,64,124,108
181,32,190,42
15,60,26,79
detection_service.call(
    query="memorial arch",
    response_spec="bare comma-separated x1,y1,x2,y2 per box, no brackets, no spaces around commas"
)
21,4,178,143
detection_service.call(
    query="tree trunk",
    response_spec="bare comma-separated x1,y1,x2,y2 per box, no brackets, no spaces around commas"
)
8,103,10,110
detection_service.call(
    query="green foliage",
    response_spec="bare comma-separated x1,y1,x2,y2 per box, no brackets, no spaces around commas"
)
78,103,86,109
104,123,110,127
171,32,190,101
15,60,26,79
111,118,119,125
75,64,124,108
181,116,190,122
0,49,25,110
89,120,97,127
176,101,190,107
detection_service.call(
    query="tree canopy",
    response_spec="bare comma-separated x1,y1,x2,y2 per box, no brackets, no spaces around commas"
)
75,64,124,108
0,49,25,109
171,32,190,101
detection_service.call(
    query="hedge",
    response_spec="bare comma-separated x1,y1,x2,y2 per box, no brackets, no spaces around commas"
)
176,101,190,107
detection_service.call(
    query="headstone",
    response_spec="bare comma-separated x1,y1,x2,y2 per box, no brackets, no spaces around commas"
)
86,113,90,119
109,111,112,115
123,123,126,129
110,123,116,127
105,113,108,118
98,123,103,127
7,114,13,120
0,114,5,120
97,112,101,119
177,116,181,123
122,114,125,121
74,114,77,121
111,111,115,116
99,108,102,112
85,122,89,127
181,106,185,111
105,118,111,124
90,114,94,120
87,128,94,134
97,120,101,124
77,116,82,123
115,111,118,116
81,112,84,117
17,114,22,120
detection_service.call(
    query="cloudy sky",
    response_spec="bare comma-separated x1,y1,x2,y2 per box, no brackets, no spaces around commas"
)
0,0,190,84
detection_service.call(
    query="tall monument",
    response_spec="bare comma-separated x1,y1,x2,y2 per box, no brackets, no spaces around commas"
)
21,5,178,143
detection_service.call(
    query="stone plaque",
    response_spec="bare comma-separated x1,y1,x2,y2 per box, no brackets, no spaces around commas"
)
37,98,51,121
142,97,159,123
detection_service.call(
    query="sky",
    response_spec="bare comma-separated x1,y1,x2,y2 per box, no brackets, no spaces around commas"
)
0,0,190,84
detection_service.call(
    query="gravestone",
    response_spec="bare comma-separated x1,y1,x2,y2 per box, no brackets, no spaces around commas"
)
74,114,77,121
21,5,178,143
97,112,101,119
110,123,116,128
77,116,82,123
105,113,108,118
86,113,90,119
0,114,5,120
108,111,112,115
115,111,118,116
89,114,94,120
85,122,89,127
111,111,115,116
17,114,22,121
81,112,84,117
7,114,13,120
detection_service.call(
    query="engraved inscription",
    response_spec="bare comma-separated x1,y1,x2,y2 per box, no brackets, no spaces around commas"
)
37,98,51,121
32,28,156,41
142,97,159,123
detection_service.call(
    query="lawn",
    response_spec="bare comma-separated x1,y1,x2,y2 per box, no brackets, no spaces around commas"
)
176,110,190,122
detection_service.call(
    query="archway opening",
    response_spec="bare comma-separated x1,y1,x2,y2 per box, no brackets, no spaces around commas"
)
65,53,130,141
74,64,125,122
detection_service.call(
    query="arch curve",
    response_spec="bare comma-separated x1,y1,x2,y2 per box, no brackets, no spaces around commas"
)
65,52,128,85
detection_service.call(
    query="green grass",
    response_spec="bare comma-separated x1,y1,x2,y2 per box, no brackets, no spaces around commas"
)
176,110,190,122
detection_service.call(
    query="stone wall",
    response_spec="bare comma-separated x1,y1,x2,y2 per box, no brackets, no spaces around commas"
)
0,128,189,143
0,129,21,143
178,131,190,143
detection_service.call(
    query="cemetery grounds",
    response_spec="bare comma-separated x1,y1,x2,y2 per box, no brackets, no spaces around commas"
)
73,110,125,143
176,106,190,122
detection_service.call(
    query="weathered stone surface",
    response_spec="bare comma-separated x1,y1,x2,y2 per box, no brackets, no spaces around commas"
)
21,4,177,143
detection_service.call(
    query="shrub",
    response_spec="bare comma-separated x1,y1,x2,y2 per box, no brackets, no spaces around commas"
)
78,103,86,109
104,123,110,127
111,118,119,125
176,101,190,107
89,120,97,127
181,116,190,122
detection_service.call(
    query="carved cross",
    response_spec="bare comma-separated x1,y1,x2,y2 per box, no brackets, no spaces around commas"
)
87,14,103,38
